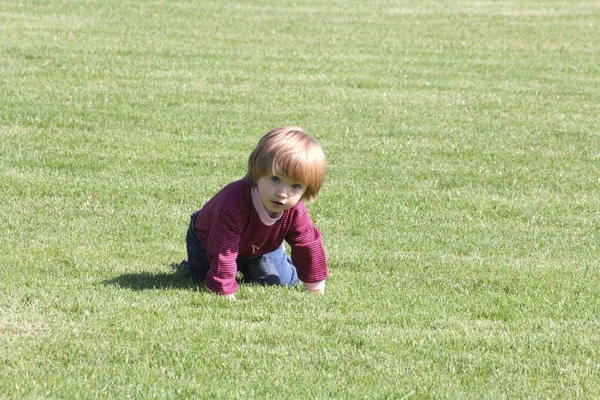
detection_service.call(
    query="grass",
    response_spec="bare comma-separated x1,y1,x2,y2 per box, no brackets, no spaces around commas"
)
1,0,599,398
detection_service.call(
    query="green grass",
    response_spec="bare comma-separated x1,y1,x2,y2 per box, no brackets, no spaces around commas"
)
1,0,599,398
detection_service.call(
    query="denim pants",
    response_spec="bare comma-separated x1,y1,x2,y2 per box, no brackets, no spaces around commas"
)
185,211,299,286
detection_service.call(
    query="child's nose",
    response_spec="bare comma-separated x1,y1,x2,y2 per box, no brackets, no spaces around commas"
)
276,186,288,198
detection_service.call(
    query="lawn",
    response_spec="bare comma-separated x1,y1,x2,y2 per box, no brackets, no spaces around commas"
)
1,0,599,398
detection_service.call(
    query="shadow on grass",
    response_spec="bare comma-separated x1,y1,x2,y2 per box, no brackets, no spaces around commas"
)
104,262,206,291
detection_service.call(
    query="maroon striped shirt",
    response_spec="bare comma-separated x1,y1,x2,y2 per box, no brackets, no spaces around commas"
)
193,179,328,295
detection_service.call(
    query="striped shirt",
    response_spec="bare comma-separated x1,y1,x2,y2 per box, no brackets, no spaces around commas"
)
193,179,328,295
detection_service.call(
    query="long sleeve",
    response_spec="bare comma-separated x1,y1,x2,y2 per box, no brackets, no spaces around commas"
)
286,209,328,284
205,207,242,295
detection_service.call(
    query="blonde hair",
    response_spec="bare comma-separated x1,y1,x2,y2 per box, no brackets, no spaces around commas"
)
246,126,326,202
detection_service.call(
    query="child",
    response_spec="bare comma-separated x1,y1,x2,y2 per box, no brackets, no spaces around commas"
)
182,126,328,299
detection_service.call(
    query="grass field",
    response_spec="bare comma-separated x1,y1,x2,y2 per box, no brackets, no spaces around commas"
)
1,0,599,398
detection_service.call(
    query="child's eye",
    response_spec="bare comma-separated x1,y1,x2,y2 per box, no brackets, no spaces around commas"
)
270,176,280,183
292,183,304,190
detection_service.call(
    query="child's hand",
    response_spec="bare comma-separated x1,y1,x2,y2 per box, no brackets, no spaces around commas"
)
304,281,325,295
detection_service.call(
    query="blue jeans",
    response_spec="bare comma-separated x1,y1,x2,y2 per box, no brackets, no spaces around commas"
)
185,212,299,286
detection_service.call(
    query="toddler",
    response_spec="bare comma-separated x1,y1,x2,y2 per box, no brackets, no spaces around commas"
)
182,126,328,298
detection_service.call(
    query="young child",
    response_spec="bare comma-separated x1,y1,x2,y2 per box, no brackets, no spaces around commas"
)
182,126,328,299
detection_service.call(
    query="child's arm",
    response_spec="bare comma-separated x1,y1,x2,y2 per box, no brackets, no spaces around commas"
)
205,208,243,296
286,206,329,294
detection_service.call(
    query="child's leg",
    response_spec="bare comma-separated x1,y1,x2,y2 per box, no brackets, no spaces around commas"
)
238,245,299,286
183,211,209,280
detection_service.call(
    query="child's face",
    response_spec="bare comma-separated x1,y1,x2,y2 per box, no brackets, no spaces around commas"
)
257,174,306,215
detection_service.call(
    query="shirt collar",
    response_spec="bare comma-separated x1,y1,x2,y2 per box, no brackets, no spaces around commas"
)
251,186,283,226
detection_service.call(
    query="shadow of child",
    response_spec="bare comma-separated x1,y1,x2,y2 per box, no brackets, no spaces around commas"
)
104,262,207,291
